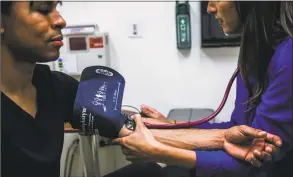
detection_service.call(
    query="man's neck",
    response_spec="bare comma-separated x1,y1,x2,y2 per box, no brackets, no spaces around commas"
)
1,45,36,94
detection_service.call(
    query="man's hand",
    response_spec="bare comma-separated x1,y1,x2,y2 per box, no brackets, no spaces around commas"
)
224,125,282,167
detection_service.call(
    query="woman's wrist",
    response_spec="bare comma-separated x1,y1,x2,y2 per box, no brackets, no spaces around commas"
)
168,119,186,124
151,141,196,168
168,120,176,124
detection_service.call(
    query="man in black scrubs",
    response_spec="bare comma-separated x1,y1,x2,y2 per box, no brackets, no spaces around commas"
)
0,1,283,177
1,1,78,177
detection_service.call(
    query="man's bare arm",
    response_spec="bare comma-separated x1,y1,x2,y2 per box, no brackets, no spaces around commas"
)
151,128,226,150
120,112,226,151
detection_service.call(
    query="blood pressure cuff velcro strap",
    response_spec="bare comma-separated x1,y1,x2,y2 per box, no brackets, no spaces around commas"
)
72,66,128,139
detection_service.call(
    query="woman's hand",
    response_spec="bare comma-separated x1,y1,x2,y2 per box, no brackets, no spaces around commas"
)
140,104,167,120
141,104,174,124
114,114,164,159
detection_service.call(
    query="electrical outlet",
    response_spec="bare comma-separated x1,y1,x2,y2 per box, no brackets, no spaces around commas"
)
127,20,143,38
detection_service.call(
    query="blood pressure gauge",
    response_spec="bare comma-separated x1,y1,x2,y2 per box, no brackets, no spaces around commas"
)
125,117,136,131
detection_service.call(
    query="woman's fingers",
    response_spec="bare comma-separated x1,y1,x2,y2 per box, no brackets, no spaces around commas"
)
141,105,158,118
121,146,145,157
132,114,146,130
113,137,124,145
141,104,157,113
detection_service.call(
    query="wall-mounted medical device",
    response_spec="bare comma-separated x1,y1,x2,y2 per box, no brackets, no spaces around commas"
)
200,2,241,48
176,0,192,49
44,24,110,75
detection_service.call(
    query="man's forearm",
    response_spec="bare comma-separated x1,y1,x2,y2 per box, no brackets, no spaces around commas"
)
150,128,226,150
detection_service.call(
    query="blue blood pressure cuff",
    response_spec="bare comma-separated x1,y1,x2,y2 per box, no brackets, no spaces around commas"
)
73,66,131,139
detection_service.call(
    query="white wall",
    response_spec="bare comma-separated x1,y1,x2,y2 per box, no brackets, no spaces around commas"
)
59,2,239,123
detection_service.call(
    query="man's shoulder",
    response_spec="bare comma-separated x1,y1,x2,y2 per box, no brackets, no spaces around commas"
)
35,64,79,91
35,64,79,121
51,70,79,89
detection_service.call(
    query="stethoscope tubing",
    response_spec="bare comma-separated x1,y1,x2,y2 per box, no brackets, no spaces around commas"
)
144,67,240,129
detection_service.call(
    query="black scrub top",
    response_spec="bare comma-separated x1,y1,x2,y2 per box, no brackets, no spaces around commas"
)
1,64,79,177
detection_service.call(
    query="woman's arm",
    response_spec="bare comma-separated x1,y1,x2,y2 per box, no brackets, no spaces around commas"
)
141,104,237,130
150,142,197,168
116,115,281,170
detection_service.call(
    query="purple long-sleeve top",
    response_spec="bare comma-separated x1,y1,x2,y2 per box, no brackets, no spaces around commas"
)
192,37,292,177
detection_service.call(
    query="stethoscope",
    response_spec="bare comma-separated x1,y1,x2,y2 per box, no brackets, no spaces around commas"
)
122,67,240,129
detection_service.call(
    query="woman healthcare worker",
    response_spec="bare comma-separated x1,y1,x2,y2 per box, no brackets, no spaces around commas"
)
0,1,286,177
110,1,293,177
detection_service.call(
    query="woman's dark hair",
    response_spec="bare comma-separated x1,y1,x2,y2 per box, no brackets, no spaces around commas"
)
236,1,292,117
